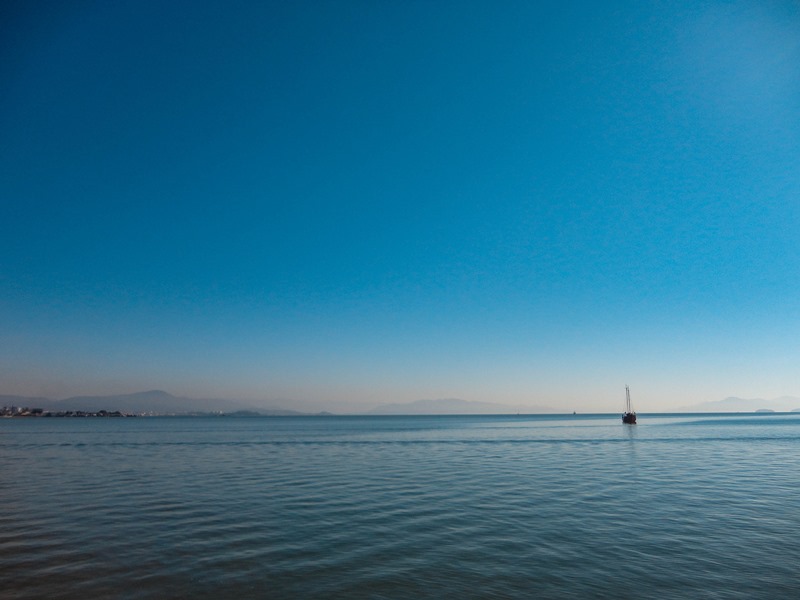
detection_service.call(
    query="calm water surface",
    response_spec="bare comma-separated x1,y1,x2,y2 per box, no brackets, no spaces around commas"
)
2,413,800,599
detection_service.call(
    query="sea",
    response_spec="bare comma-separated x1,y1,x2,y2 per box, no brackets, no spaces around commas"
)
2,413,800,599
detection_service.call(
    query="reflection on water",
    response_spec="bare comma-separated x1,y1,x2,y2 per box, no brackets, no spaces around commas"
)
2,414,800,599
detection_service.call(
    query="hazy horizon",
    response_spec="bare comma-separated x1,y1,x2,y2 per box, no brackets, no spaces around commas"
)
3,1,800,414
4,388,800,416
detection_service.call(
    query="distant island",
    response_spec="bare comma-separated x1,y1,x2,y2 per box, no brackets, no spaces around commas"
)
679,396,800,413
0,403,329,418
1,406,133,418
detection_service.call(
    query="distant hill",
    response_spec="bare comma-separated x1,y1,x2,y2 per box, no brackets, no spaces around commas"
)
367,398,558,415
680,396,800,413
0,390,308,416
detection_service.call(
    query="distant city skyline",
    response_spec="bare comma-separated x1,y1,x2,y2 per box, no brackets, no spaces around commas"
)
3,1,800,413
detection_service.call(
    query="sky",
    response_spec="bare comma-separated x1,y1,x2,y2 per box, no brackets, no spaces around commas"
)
2,0,800,413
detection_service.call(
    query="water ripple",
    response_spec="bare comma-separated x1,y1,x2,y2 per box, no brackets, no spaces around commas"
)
2,415,800,599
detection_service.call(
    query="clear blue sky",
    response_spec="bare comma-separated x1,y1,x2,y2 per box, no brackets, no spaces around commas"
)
2,1,799,412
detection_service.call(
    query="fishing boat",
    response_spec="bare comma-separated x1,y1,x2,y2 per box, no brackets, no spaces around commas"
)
622,385,636,424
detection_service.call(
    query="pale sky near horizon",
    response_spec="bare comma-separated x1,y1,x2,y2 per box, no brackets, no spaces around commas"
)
2,1,800,413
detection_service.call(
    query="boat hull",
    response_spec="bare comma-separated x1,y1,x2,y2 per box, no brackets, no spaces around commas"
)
622,412,636,424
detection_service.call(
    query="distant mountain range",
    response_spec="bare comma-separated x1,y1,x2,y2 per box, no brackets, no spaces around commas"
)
4,390,800,416
367,398,559,415
0,390,310,416
1,392,558,416
679,396,800,413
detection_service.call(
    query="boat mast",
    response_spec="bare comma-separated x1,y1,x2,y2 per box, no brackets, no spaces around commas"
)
625,385,632,413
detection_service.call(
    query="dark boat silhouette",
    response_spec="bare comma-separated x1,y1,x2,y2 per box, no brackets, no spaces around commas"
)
622,385,636,424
